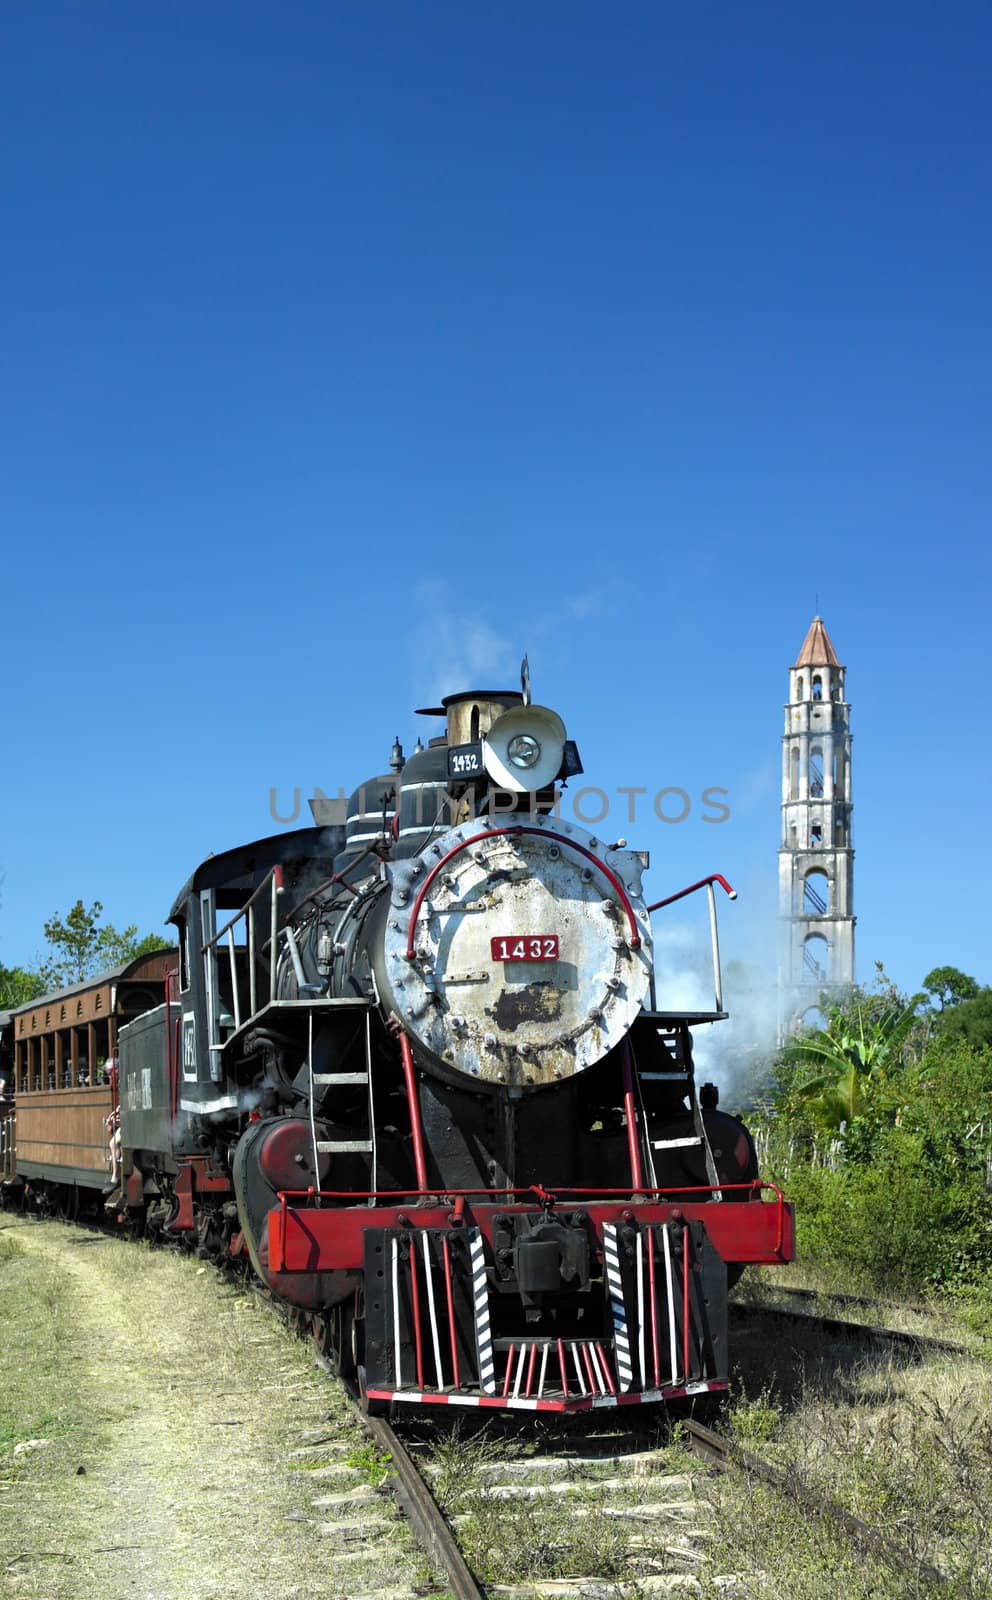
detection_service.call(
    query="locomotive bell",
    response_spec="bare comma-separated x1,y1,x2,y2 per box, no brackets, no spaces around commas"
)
482,704,567,794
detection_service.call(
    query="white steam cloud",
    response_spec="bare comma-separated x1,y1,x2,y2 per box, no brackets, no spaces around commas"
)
652,920,779,1106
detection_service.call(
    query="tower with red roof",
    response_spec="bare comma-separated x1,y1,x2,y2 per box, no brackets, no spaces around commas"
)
778,617,855,1036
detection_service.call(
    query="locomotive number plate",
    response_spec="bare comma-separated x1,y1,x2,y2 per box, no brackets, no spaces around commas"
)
490,935,559,962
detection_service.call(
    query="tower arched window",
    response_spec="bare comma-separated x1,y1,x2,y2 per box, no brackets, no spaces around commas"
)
810,745,824,797
789,823,797,849
790,747,799,800
812,674,823,700
803,933,829,981
797,675,805,700
811,821,822,846
804,870,829,915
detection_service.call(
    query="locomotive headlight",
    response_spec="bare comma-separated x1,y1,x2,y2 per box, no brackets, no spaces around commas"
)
507,734,541,770
483,704,567,792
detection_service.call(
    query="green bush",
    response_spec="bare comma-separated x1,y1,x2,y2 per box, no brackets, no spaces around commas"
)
762,1035,992,1293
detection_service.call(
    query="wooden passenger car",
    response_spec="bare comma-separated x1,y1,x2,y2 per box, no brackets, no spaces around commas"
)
6,951,176,1190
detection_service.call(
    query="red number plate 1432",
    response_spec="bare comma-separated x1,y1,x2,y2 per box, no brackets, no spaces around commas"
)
491,935,560,962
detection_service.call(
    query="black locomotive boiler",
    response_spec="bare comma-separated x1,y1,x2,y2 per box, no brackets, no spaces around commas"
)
2,679,793,1413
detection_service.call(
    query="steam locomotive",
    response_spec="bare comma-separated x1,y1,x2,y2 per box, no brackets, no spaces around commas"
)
1,675,793,1413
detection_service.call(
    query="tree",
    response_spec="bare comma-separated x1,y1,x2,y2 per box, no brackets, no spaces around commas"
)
922,966,980,1012
939,988,992,1053
38,900,169,989
0,964,44,1009
778,991,923,1132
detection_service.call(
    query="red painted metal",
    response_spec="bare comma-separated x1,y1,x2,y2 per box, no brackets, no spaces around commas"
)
441,1235,461,1389
621,1040,643,1191
168,1165,195,1231
502,1345,516,1399
398,1033,429,1193
581,1343,597,1393
408,1234,425,1390
557,1337,568,1396
647,1226,660,1388
647,873,736,914
266,1187,794,1275
682,1226,691,1380
595,1342,616,1395
490,935,560,962
406,826,642,958
172,1017,181,1122
525,1343,538,1398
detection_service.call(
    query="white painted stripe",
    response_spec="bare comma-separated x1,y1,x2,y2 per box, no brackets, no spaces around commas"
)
662,1224,679,1385
589,1343,607,1395
391,1237,403,1389
469,1229,497,1393
422,1232,444,1390
179,1094,238,1113
538,1343,549,1398
512,1344,528,1400
571,1345,588,1397
604,1224,632,1392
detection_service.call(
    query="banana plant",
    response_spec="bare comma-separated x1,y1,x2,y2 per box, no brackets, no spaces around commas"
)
781,996,923,1130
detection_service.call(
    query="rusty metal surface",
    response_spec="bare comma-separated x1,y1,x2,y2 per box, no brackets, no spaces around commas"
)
382,814,653,1086
360,1413,485,1600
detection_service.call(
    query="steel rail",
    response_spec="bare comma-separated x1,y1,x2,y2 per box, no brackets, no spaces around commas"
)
683,1418,947,1588
356,1413,485,1600
772,1283,933,1317
729,1299,969,1355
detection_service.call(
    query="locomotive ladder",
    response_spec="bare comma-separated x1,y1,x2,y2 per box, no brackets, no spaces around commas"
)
307,1010,378,1199
634,1022,723,1199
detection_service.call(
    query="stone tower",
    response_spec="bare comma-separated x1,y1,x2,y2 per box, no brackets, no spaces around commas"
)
778,617,855,1037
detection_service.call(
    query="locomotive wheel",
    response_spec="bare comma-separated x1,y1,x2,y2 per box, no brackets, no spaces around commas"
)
314,1300,356,1383
350,1295,389,1416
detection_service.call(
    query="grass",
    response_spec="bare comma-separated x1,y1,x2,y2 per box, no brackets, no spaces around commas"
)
416,1416,692,1588
0,1215,437,1600
691,1297,992,1600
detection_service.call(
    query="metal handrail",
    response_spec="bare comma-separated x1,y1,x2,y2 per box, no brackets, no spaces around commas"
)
645,874,737,1013
199,864,285,1043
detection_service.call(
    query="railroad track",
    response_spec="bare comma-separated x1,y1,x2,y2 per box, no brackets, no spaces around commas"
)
729,1297,969,1355
351,1408,718,1600
292,1283,970,1600
329,1391,953,1599
682,1419,947,1591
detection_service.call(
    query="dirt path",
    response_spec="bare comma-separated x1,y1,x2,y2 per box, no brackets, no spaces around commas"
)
0,1217,429,1600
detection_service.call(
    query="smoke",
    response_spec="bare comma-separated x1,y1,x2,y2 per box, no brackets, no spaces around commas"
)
651,920,780,1107
406,581,628,704
409,584,519,702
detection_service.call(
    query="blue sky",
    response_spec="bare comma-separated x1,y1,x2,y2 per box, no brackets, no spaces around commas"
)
1,2,989,1004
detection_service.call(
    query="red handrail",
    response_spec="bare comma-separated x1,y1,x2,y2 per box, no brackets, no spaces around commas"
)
405,825,641,958
646,874,737,914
